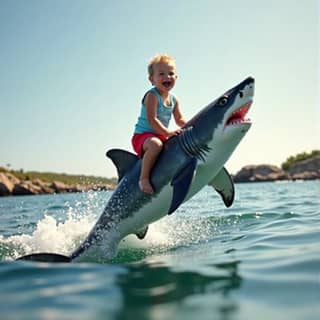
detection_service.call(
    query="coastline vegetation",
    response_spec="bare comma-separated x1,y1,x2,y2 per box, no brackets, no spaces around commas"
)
281,150,320,171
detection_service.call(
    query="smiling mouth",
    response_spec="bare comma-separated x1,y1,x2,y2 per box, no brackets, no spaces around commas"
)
226,102,252,126
162,81,172,88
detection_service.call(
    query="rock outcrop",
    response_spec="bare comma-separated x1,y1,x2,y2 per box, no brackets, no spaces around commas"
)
0,172,114,197
287,156,320,180
233,165,289,183
0,172,16,196
233,156,320,183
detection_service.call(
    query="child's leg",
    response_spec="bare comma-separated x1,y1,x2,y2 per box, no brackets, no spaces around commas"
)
139,137,163,194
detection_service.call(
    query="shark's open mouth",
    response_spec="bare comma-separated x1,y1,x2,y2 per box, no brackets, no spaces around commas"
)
226,102,252,126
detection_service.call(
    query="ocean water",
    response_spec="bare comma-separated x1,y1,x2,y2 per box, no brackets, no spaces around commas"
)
0,181,319,320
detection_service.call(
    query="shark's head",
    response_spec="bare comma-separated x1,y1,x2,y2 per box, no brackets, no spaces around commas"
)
179,77,254,162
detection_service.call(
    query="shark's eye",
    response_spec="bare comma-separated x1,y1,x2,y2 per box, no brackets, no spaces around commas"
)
218,96,228,107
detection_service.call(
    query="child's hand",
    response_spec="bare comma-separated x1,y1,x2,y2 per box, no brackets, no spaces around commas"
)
167,129,182,138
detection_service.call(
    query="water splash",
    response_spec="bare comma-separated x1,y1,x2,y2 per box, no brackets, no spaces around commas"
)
0,212,96,260
0,188,257,263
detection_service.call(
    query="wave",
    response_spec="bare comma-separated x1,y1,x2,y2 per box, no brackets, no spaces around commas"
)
0,212,96,261
0,193,309,264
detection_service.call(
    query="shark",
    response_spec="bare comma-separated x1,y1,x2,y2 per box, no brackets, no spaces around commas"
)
17,77,254,263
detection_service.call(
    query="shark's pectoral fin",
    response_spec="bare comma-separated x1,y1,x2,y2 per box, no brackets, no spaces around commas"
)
209,167,235,207
106,149,140,182
168,158,197,215
135,226,148,239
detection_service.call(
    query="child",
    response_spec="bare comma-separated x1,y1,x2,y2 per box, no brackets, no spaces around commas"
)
132,54,186,194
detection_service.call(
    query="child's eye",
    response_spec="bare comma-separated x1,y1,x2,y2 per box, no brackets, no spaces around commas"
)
169,72,175,76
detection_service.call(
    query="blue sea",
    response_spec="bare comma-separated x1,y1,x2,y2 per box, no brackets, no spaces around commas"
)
0,181,319,320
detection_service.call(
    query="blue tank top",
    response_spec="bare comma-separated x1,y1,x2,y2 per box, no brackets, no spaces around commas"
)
134,87,176,134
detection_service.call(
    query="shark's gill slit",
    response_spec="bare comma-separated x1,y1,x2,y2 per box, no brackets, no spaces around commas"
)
179,127,208,162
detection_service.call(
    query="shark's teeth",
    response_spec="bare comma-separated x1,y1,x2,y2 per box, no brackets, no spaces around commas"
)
226,102,252,126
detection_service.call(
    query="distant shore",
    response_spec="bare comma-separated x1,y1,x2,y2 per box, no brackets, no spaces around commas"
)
0,172,115,197
232,155,319,183
0,155,319,197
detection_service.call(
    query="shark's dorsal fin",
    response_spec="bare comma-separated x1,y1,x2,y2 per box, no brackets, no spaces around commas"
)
135,226,149,239
168,158,197,215
208,167,234,207
106,149,139,182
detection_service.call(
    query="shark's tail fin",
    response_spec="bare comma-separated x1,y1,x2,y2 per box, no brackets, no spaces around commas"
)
16,253,71,263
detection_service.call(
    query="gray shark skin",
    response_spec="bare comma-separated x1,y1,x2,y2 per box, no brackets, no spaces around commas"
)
17,77,254,263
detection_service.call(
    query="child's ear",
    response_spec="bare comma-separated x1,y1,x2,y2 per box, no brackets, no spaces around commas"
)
149,75,154,84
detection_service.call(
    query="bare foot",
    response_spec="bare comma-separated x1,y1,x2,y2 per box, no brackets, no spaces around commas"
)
139,179,154,194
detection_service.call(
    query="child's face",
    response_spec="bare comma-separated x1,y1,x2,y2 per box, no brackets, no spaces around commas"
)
149,62,177,93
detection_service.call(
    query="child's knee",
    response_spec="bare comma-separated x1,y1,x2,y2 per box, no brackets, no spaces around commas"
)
147,137,163,152
152,138,163,151
142,137,164,157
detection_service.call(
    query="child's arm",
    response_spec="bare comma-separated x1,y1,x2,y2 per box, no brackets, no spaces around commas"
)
173,98,187,127
145,92,178,137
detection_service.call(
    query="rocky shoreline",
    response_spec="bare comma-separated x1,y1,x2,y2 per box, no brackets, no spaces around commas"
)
0,172,114,197
233,156,320,183
0,156,319,197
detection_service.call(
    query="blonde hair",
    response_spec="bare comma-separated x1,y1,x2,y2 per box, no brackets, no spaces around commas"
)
148,53,176,76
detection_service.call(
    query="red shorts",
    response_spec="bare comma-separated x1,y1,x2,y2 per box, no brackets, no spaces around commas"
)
131,132,167,158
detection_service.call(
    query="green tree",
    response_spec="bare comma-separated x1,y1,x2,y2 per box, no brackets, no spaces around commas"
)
281,150,320,170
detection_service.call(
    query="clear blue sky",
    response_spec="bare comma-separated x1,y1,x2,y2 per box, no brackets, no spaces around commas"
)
0,0,318,178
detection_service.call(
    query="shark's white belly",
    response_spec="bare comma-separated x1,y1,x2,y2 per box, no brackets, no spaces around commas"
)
117,158,224,240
